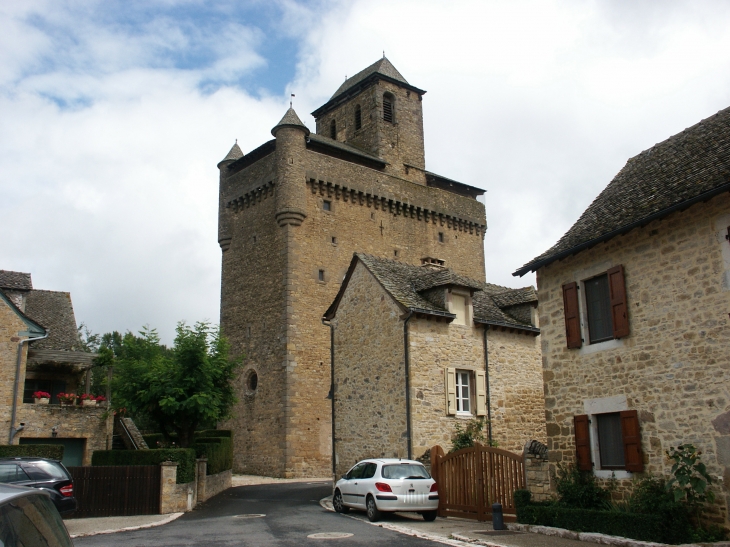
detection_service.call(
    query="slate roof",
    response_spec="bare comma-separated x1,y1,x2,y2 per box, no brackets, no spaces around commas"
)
218,143,243,166
325,254,538,332
271,107,310,137
330,57,409,100
24,290,80,351
515,106,730,276
0,288,46,335
311,57,426,119
307,134,386,165
0,270,32,291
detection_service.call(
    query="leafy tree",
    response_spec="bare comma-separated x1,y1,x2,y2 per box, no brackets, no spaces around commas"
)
97,322,240,447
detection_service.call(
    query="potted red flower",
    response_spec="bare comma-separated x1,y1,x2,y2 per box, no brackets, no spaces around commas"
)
94,395,107,405
57,392,77,406
33,391,51,404
80,393,97,407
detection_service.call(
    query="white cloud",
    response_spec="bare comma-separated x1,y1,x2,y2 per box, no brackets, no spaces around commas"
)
2,0,730,342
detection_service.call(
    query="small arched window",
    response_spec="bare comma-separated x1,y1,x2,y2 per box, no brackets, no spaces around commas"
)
330,119,337,140
383,93,395,123
355,105,362,130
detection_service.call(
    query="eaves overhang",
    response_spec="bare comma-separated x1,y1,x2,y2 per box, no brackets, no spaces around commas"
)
513,182,730,277
474,318,540,335
311,73,426,119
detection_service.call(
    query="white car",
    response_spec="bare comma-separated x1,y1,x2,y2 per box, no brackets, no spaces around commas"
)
333,458,438,522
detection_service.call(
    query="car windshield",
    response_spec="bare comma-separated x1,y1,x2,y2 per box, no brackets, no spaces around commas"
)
0,494,73,547
381,464,431,479
23,462,68,481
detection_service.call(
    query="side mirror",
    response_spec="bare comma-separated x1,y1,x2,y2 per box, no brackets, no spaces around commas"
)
342,474,348,480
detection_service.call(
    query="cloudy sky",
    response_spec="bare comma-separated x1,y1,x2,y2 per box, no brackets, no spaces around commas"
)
2,0,730,343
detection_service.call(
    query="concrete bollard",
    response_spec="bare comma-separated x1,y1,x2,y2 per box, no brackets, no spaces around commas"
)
492,503,504,530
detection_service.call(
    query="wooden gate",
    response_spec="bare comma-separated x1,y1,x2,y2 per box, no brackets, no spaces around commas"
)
430,443,525,521
67,465,161,518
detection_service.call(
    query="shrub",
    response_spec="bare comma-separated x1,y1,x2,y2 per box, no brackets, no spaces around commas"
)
517,504,690,544
0,445,64,460
196,429,232,438
554,463,610,510
449,418,496,452
194,436,233,475
91,448,196,484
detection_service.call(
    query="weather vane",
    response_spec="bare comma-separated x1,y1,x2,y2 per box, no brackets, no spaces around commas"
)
290,93,295,108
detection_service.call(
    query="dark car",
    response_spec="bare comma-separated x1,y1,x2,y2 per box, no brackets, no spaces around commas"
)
0,457,77,515
0,483,74,547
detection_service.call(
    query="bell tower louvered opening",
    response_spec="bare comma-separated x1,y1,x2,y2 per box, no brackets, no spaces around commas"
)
383,93,394,124
355,105,362,130
330,119,337,140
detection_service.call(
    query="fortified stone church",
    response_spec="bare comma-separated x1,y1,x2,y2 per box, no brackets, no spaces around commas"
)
217,58,495,477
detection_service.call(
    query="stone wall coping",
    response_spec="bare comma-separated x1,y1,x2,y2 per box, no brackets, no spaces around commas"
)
160,461,179,467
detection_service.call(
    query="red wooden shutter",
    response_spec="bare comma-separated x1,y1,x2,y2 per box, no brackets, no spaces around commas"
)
562,282,582,349
620,410,643,472
608,265,629,339
574,415,592,471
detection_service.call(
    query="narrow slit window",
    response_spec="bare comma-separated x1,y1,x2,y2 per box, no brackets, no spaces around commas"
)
330,119,337,139
318,269,325,282
438,232,444,243
323,200,331,211
355,105,362,130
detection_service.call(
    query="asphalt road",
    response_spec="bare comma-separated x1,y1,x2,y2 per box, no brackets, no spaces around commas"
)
73,481,446,547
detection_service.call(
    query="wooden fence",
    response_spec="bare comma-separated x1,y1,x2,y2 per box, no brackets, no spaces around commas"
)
430,443,525,522
67,465,161,518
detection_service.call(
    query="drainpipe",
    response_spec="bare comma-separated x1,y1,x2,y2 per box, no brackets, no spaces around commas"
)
9,331,49,444
322,318,336,477
483,325,493,445
403,311,414,459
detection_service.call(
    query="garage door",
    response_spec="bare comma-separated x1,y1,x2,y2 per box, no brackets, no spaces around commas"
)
19,438,86,467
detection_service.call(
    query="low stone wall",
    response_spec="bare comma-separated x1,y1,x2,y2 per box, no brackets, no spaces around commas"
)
160,458,232,513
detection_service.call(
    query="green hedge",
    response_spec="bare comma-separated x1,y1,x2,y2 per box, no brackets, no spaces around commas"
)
92,449,196,484
514,490,691,544
0,445,64,460
194,437,233,475
196,429,232,438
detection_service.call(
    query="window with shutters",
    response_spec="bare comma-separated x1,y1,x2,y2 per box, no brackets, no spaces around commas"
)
562,265,629,349
383,93,395,123
573,410,643,473
355,105,362,130
445,368,487,417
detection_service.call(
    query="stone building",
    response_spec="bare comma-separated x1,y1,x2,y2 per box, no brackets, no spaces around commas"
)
217,58,490,477
0,270,110,466
323,253,544,477
514,106,730,526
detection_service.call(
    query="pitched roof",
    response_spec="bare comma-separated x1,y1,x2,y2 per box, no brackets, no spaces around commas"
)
0,270,32,291
311,58,426,119
325,254,538,333
306,133,386,166
515,106,730,276
24,290,80,351
271,107,310,137
330,57,409,100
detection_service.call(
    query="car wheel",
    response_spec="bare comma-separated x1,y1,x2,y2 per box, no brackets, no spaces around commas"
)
333,490,349,514
422,510,437,522
366,495,381,522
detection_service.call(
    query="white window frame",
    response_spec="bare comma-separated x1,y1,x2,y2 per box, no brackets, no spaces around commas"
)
583,395,631,479
445,368,487,417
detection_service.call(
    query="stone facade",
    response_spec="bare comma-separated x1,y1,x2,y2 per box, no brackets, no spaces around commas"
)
218,59,488,477
1,274,110,465
535,192,730,524
327,255,545,478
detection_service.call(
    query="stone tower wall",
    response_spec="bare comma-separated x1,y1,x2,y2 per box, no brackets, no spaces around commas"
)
314,80,426,184
219,151,290,476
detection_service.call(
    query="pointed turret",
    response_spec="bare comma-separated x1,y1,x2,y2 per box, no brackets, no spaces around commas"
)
272,108,308,227
218,142,243,167
271,108,310,137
